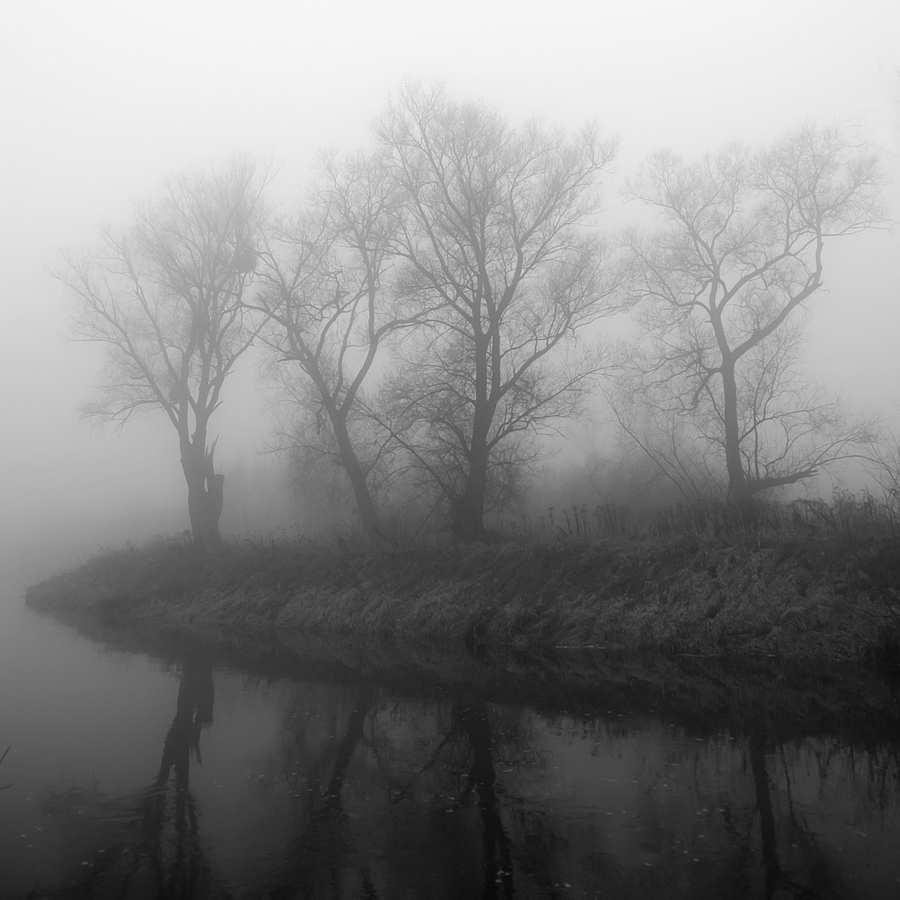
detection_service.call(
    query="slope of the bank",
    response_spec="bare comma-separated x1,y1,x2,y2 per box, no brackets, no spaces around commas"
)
24,534,900,662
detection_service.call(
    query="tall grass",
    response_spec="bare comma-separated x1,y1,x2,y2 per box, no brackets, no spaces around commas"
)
26,490,900,665
496,490,900,547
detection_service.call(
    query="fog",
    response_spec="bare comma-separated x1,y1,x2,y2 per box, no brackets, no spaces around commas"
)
2,0,900,578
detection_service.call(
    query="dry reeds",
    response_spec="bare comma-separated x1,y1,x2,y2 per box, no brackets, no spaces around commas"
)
24,493,900,666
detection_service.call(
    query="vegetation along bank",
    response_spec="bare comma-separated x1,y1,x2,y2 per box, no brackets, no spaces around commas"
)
25,512,900,666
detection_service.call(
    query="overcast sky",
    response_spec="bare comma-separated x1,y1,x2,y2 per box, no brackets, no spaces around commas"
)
2,0,899,567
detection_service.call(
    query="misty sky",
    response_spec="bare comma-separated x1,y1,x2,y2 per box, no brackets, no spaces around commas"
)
2,0,899,566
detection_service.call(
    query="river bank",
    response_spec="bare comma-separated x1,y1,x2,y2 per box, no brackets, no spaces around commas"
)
25,530,900,664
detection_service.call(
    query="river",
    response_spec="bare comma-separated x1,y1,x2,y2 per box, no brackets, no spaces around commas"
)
1,574,899,899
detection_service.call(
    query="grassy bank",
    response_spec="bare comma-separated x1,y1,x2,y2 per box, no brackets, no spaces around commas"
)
25,526,900,664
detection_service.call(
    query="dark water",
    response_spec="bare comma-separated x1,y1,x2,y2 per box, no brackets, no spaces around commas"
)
2,585,899,899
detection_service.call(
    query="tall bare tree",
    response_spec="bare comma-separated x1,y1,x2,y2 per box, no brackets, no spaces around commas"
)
256,152,411,544
58,158,267,550
376,84,620,542
620,126,884,501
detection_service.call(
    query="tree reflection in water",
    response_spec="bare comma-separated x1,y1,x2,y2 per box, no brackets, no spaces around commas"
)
251,678,900,899
34,648,227,899
26,653,900,900
268,683,376,899
262,686,537,899
748,713,839,899
451,701,514,899
140,650,216,898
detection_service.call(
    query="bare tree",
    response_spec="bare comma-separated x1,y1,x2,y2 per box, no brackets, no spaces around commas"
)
58,158,267,550
255,152,410,543
620,125,884,501
375,83,620,542
613,322,877,502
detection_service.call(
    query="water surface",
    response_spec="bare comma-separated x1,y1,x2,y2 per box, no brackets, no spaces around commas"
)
2,581,899,899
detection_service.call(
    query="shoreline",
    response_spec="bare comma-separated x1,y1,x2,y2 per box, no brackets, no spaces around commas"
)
24,532,900,665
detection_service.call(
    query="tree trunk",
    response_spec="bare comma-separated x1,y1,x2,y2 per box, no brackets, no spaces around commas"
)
331,412,386,546
181,442,225,551
452,437,489,543
721,358,749,502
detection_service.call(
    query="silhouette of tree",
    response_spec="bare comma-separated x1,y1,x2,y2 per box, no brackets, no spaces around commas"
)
256,152,416,544
34,650,226,898
620,126,883,500
375,83,620,541
58,158,268,549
